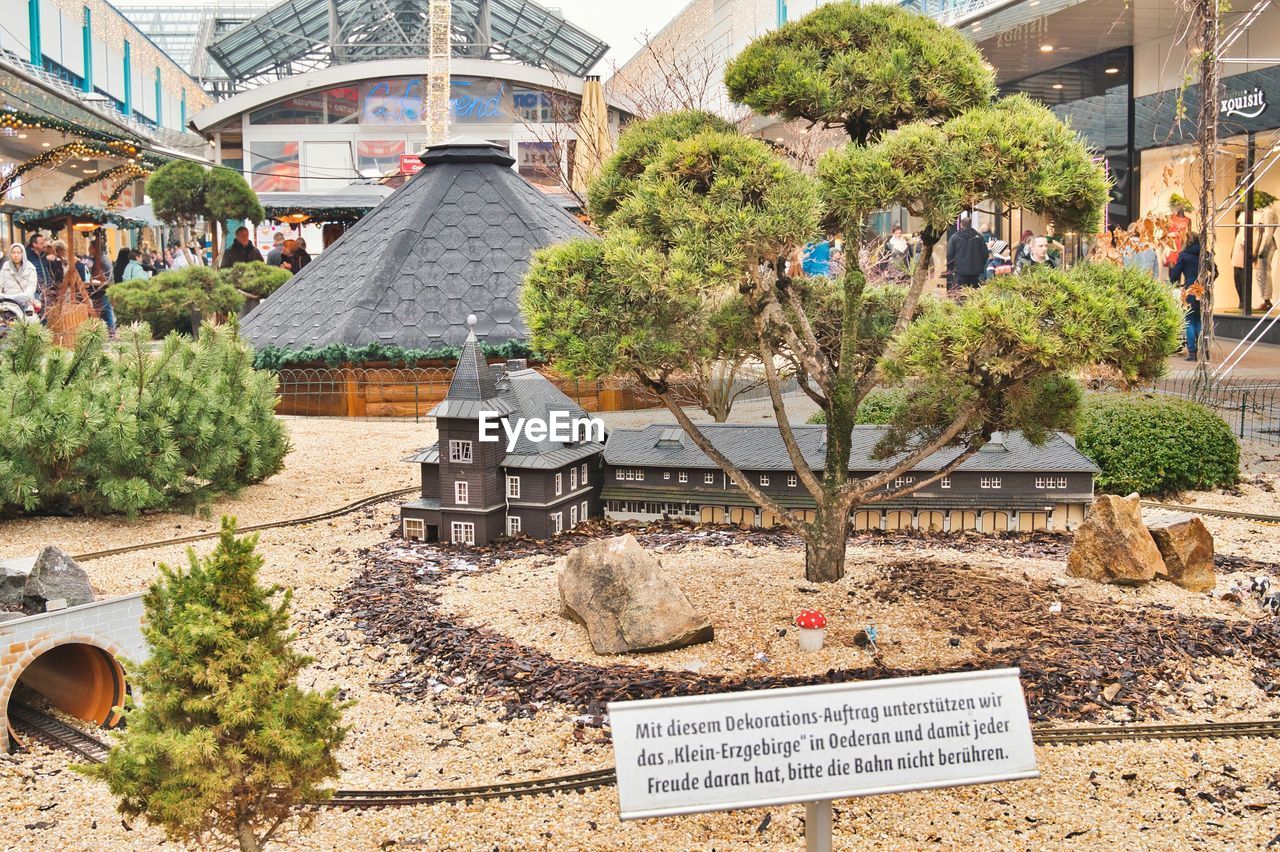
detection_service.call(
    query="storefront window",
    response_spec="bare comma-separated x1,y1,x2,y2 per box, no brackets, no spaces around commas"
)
250,86,364,125
518,141,561,189
450,78,509,123
361,78,423,125
251,141,300,192
356,139,406,178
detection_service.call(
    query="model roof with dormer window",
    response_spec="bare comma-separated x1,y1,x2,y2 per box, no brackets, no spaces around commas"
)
603,425,1100,474
428,319,516,419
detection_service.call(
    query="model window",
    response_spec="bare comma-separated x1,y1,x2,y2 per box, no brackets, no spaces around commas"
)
555,473,563,495
449,440,472,463
1056,476,1068,488
581,500,589,519
760,474,770,486
980,476,1002,489
788,475,797,488
581,463,588,484
454,481,469,504
664,471,671,480
552,512,563,534
1035,477,1045,489
636,469,644,481
570,505,578,526
616,469,624,481
679,471,688,483
704,472,714,484
506,515,521,535
403,518,425,540
506,475,521,498
451,521,475,545
571,468,578,490
940,476,951,489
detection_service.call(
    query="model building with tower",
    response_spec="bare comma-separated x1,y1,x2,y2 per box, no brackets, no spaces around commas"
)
402,322,1100,544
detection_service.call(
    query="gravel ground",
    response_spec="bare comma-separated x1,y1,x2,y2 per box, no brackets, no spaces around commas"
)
3,414,1280,849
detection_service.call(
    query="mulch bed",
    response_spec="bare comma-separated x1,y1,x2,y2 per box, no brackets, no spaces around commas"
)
336,521,1280,727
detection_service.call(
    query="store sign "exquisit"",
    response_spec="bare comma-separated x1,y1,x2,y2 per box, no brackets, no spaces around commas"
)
1221,87,1268,119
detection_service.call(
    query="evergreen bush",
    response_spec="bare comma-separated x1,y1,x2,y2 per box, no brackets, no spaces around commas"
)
223,261,291,298
112,266,245,336
0,320,289,517
81,519,347,851
1076,393,1239,496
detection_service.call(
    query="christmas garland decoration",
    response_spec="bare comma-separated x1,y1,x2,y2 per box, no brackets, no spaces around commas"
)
261,204,374,224
252,339,538,371
107,167,153,209
63,162,150,204
0,107,166,164
13,203,147,230
0,139,143,196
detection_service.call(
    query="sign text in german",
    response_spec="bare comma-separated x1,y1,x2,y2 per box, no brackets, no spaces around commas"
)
609,668,1037,820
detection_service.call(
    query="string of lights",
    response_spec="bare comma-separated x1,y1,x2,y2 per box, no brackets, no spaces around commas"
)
63,161,151,204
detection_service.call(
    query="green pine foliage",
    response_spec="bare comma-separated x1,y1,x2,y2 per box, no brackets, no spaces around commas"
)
0,320,288,517
223,261,292,299
111,266,246,336
79,519,347,852
147,160,208,230
806,387,908,425
205,166,266,224
251,338,536,370
1076,394,1240,496
724,2,995,142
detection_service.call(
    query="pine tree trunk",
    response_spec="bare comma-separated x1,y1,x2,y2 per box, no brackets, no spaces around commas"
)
805,504,849,583
237,822,261,852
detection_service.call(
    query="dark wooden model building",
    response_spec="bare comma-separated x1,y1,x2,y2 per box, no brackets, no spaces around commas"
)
400,321,604,545
402,336,1099,544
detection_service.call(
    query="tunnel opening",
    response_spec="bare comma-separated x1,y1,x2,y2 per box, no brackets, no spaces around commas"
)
6,643,126,749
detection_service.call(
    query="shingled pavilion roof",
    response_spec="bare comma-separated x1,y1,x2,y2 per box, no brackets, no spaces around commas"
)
240,136,593,352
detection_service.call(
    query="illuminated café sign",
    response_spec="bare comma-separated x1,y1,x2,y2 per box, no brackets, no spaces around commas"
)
1221,87,1267,119
399,154,424,175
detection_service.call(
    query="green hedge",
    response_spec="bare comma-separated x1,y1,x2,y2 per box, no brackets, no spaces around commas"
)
0,320,289,517
222,261,292,298
806,387,908,425
112,267,245,337
252,339,538,370
1076,393,1239,496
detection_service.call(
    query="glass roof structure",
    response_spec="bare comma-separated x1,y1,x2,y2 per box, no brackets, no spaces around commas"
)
203,0,608,88
115,3,273,81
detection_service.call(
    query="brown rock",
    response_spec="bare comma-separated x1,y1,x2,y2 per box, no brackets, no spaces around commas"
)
559,534,713,654
1067,495,1164,585
1144,510,1216,592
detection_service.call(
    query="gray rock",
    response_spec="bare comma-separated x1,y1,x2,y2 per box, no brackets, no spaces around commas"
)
0,611,25,623
24,546,94,611
1,556,35,611
559,534,713,655
1145,510,1216,592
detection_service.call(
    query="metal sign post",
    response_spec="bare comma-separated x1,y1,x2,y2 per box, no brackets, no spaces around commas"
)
805,799,833,852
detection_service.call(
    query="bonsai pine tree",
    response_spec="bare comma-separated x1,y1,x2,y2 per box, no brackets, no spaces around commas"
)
148,161,263,267
205,166,266,262
81,519,346,852
523,3,1181,583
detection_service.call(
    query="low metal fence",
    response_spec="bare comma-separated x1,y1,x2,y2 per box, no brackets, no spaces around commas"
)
272,365,799,421
1150,373,1280,444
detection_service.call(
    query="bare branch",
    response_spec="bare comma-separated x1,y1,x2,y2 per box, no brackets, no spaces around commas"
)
861,443,981,505
842,402,982,498
750,313,826,499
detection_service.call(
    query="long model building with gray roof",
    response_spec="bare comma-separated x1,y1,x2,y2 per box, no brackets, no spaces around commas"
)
401,324,1099,544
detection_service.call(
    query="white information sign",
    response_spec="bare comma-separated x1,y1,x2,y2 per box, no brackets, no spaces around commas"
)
609,668,1037,820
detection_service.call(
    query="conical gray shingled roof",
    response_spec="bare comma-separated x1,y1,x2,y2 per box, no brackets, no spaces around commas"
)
240,137,593,351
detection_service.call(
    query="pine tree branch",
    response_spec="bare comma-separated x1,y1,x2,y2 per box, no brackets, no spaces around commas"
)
841,401,981,499
750,313,825,499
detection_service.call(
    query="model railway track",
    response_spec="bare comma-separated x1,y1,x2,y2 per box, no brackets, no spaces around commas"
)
7,702,111,763
72,487,418,562
1142,500,1280,526
13,704,1280,806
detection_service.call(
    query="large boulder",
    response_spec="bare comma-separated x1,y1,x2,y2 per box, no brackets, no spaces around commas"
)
0,556,35,611
1145,510,1216,592
559,534,713,654
1067,495,1165,585
23,546,94,611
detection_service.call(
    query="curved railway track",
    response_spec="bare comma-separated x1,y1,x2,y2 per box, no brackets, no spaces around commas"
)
13,703,1280,809
71,487,417,562
1142,500,1280,526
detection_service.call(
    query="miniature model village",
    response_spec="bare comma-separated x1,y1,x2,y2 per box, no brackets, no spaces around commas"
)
4,7,1280,847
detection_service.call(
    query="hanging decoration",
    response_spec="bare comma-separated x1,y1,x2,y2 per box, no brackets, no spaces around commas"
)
13,203,147,230
107,168,152,209
62,161,150,203
263,205,370,224
0,139,145,197
0,107,161,154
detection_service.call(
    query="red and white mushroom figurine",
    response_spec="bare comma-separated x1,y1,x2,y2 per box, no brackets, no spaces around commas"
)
795,609,828,651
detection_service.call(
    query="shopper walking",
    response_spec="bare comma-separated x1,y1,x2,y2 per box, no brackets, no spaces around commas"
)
1170,233,1206,361
1015,235,1059,273
945,214,988,290
1,243,38,302
24,233,55,304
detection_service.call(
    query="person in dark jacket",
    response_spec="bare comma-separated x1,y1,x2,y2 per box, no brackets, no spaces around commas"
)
265,232,286,267
1169,233,1206,361
220,226,265,268
945,214,988,290
24,233,55,304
